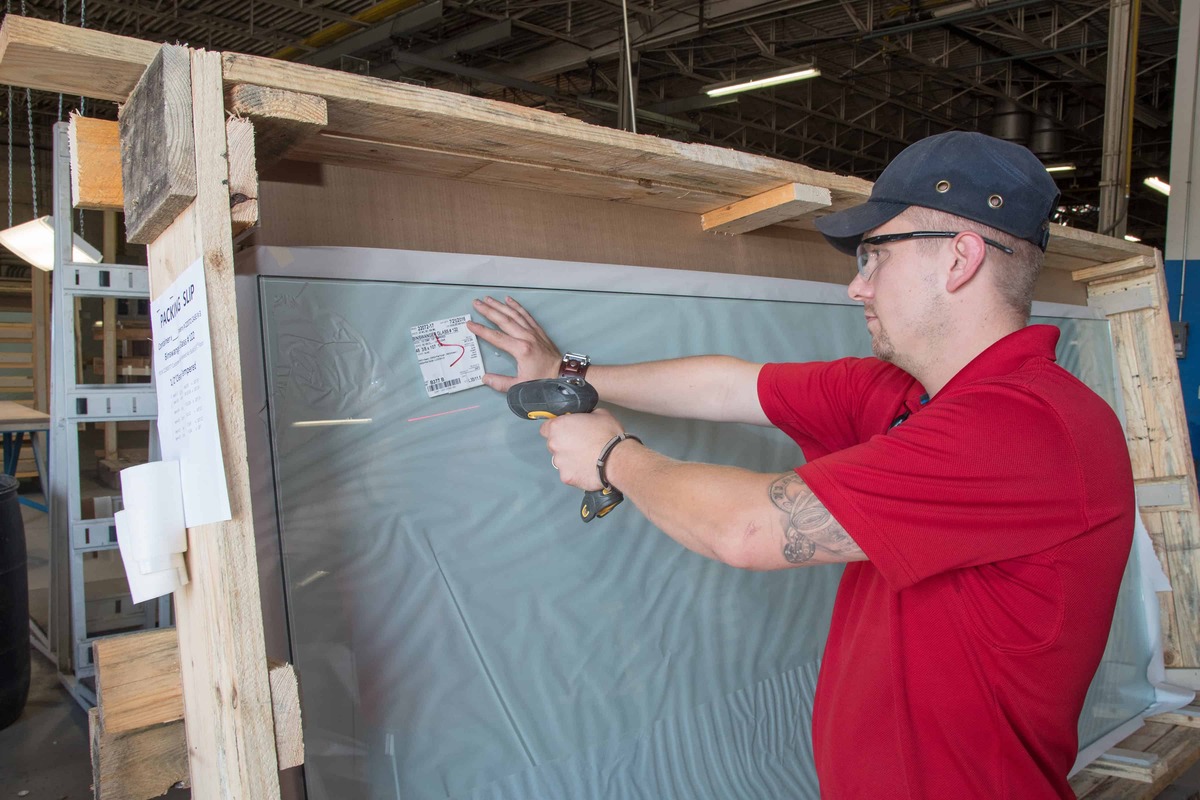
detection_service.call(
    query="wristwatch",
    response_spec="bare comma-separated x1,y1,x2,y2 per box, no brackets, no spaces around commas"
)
559,352,591,380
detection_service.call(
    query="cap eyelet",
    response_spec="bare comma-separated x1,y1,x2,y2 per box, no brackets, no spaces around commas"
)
989,194,1004,208
935,180,951,193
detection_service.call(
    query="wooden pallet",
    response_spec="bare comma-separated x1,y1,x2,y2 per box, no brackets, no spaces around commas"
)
1072,709,1200,798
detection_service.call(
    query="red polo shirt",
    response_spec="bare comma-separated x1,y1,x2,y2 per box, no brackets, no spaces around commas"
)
758,325,1134,799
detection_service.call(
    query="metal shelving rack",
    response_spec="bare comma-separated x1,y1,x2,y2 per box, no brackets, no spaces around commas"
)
47,122,168,707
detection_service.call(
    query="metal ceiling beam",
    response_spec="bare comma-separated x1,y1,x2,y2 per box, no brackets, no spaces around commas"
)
376,19,514,79
298,0,444,67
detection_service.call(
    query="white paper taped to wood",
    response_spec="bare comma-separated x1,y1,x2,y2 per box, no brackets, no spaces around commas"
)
150,257,231,526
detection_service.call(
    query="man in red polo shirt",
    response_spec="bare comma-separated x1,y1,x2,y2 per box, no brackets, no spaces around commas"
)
468,131,1135,798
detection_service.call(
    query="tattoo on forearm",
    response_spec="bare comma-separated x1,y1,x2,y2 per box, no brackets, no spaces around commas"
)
768,473,858,564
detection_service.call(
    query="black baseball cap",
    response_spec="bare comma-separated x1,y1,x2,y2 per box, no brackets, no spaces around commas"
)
815,131,1061,255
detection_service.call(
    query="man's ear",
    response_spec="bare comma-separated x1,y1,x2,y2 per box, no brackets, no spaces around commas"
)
945,232,987,293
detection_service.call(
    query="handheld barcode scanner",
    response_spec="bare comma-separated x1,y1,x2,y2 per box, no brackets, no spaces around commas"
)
506,378,624,522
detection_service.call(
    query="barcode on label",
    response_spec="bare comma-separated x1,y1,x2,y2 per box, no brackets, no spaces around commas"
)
426,377,463,392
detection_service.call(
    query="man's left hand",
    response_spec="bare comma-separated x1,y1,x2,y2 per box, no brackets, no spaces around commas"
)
540,409,625,491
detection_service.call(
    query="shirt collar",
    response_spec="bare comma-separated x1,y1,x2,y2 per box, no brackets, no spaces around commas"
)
935,324,1061,398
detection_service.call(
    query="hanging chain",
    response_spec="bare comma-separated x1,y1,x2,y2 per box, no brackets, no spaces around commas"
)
58,0,67,120
6,84,12,228
6,0,11,227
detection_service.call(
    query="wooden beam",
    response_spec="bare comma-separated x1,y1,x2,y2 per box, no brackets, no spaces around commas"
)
701,183,832,235
1149,704,1200,728
89,707,189,800
227,84,327,169
89,661,303,798
1085,747,1165,783
226,117,260,237
69,114,124,211
0,15,158,102
94,629,182,735
1072,254,1157,284
268,660,304,771
118,45,197,246
142,46,280,798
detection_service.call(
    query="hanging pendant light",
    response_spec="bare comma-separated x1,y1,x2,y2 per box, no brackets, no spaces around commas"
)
0,216,102,271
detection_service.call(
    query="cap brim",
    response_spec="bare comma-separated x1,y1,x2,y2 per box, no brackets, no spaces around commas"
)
815,200,911,255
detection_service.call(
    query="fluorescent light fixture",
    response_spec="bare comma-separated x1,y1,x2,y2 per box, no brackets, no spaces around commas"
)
0,215,102,271
1124,234,1142,242
1144,176,1171,196
1044,163,1076,174
705,65,821,98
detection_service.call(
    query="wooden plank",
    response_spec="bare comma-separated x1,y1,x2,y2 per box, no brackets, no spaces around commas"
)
94,629,182,735
1072,254,1156,284
226,117,259,237
0,15,159,103
92,630,303,771
1050,224,1154,265
227,84,327,169
1086,252,1200,668
1085,747,1165,783
701,183,832,234
143,47,281,799
0,322,33,337
69,114,124,211
118,45,197,246
1150,704,1200,728
89,707,189,800
267,659,304,771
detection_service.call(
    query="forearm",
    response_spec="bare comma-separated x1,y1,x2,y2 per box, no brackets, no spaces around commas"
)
601,439,866,570
602,440,773,565
588,356,768,425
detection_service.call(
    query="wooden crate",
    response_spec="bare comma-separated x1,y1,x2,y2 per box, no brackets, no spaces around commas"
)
1,13,1195,798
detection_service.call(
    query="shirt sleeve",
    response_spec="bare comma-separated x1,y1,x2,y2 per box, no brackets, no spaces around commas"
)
797,382,1090,591
758,358,908,460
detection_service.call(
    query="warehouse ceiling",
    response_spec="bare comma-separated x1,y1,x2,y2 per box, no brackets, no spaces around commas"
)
1,0,1184,248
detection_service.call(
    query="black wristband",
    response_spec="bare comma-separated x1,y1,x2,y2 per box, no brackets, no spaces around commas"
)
596,433,643,490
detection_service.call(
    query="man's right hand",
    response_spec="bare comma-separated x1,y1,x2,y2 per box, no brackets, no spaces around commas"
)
467,296,562,393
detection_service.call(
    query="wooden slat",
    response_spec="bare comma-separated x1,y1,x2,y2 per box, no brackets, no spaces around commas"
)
89,707,189,800
118,45,198,245
267,659,304,771
226,116,259,236
1051,225,1155,266
142,47,281,798
94,629,182,735
1149,704,1200,728
1085,250,1200,669
89,660,303,798
1085,747,1165,783
701,183,832,234
69,114,124,211
227,84,327,169
0,322,33,338
0,15,159,102
1072,254,1157,284
1074,721,1200,798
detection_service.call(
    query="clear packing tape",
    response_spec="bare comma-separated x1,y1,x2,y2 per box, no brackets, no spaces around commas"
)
245,246,1183,799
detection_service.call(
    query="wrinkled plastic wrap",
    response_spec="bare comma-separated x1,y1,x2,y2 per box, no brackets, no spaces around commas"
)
249,247,1169,799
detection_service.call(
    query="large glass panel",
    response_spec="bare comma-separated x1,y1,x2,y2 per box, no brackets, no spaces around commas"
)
258,264,1149,800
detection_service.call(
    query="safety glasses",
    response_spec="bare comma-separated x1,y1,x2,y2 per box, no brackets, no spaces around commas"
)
855,230,1015,280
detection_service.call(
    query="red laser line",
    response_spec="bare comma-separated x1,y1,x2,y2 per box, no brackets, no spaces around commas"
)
434,330,466,367
407,405,480,423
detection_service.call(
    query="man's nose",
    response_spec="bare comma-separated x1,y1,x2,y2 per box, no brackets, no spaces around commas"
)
848,273,871,303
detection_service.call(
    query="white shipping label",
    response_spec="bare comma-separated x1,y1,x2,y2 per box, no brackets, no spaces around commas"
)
410,314,485,397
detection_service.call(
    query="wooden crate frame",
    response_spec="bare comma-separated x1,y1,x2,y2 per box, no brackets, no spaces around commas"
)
2,13,1197,799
